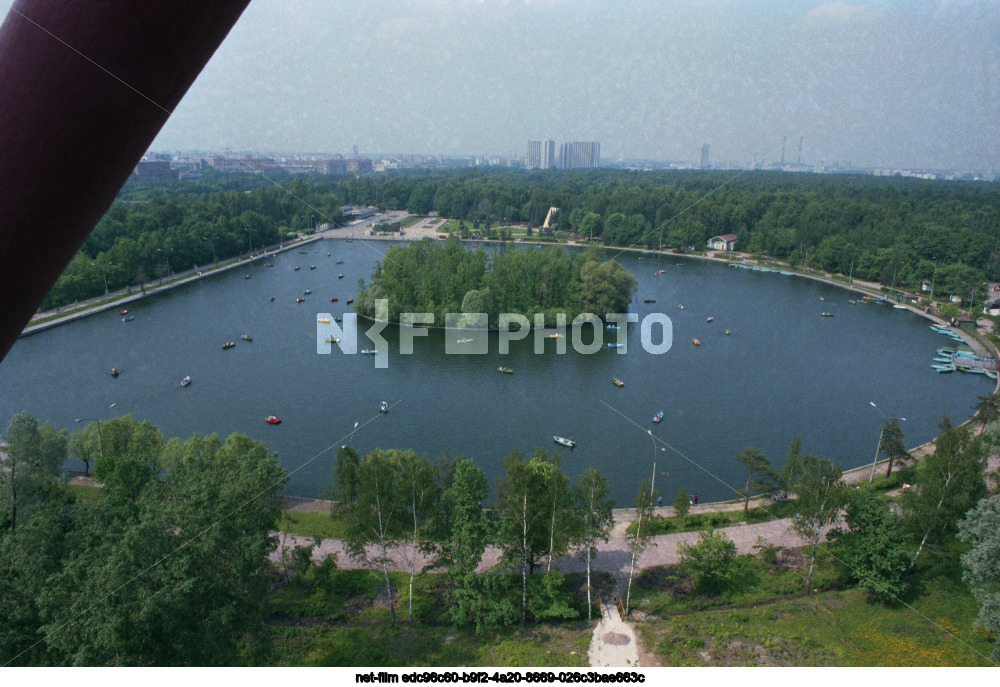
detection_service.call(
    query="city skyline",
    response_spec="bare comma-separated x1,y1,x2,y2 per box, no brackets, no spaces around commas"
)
4,1,996,171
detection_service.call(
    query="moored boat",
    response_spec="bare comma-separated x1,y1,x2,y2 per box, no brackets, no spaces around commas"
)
612,377,624,387
652,411,663,423
553,436,576,448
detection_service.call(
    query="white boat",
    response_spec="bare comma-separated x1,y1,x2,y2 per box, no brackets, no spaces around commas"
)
553,436,576,448
180,375,191,387
379,400,388,413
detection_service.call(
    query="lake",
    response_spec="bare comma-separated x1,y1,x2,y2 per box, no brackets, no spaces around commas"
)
0,239,989,505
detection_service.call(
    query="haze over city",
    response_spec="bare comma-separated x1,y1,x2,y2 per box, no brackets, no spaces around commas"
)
3,0,997,170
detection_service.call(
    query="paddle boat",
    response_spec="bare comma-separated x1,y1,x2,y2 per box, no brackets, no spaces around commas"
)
338,274,344,279
553,436,576,448
317,318,330,324
296,297,306,303
304,289,313,295
725,329,732,336
119,309,128,315
612,378,625,387
294,266,300,271
180,375,191,387
692,338,701,346
336,259,344,264
706,316,714,322
652,411,664,424
222,341,235,350
678,304,684,310
330,297,338,302
379,400,388,413
498,366,513,375
241,333,252,341
265,415,282,425
122,315,134,322
346,297,354,304
110,367,119,378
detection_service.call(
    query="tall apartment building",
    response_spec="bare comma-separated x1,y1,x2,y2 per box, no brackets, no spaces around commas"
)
527,139,555,169
559,141,600,169
700,143,710,169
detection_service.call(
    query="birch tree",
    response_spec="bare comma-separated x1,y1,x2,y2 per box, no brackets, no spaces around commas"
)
397,450,436,622
790,454,844,593
571,466,614,619
625,478,656,616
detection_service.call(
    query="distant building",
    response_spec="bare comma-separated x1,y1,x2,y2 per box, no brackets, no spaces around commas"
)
700,143,710,169
341,205,377,221
527,140,555,169
559,141,600,169
707,234,739,251
345,157,373,174
131,159,177,182
207,156,275,172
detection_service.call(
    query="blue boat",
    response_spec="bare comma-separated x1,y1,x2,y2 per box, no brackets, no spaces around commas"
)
933,357,953,364
931,364,956,373
652,411,664,424
985,372,997,380
937,348,958,357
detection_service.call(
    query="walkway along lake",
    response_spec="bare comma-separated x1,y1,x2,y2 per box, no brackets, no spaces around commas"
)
0,240,990,504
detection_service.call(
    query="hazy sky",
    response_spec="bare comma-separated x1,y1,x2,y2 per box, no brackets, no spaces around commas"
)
3,1,999,168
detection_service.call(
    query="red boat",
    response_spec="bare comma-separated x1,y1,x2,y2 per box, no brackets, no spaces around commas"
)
330,297,338,302
265,415,282,425
119,309,128,315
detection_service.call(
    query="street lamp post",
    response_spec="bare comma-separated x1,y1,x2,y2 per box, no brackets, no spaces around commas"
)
868,401,906,483
647,430,666,498
92,262,112,295
156,248,172,275
74,418,104,470
202,236,218,265
245,228,254,256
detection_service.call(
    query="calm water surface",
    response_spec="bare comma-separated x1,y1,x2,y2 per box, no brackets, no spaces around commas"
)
0,240,990,504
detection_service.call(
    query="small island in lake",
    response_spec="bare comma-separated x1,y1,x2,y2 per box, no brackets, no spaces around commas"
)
354,238,637,327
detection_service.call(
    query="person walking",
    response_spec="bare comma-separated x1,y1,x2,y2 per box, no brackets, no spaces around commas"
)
693,493,699,505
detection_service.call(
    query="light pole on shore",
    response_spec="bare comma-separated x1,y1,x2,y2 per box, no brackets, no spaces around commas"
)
156,248,172,276
75,417,104,471
868,401,906,484
202,236,218,265
92,262,112,296
648,430,666,498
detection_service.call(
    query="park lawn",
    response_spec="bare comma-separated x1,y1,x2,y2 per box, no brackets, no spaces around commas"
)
278,510,349,540
269,623,591,667
633,547,995,667
267,568,592,666
635,499,800,537
66,483,102,501
400,215,423,228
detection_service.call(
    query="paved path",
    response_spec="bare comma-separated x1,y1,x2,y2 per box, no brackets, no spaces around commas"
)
589,599,639,668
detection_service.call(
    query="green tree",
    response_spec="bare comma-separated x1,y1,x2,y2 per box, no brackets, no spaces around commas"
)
571,466,614,619
735,447,778,510
339,449,405,626
879,418,910,478
91,414,165,476
625,479,656,615
833,487,909,603
958,494,1000,662
677,529,739,596
780,436,803,494
791,454,845,593
673,487,691,522
0,412,67,536
397,451,436,622
972,394,1000,436
902,423,986,572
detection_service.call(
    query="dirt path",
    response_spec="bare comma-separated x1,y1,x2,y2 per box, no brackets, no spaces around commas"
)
589,599,639,668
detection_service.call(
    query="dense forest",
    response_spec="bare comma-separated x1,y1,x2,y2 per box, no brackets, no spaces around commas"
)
354,239,637,326
42,167,1000,311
